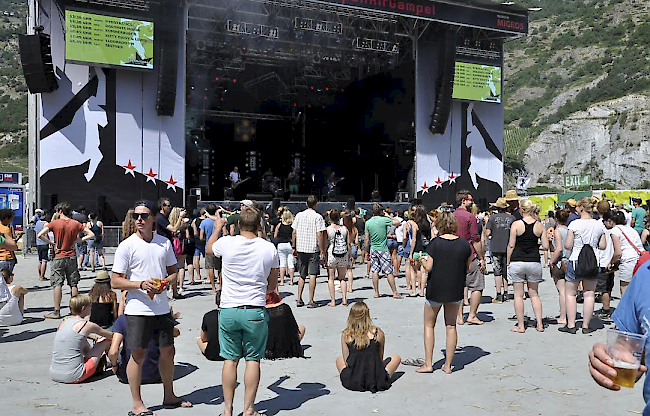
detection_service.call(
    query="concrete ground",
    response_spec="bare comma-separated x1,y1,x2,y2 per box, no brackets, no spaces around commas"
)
1,253,645,416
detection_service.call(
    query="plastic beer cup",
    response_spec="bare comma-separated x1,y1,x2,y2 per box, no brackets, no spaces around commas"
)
606,329,646,388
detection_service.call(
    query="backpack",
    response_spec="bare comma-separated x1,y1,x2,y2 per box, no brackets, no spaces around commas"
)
173,235,185,255
575,243,598,278
616,226,650,275
332,228,348,257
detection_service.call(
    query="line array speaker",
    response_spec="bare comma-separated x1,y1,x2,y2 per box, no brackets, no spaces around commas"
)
429,30,457,135
155,1,182,116
18,33,58,94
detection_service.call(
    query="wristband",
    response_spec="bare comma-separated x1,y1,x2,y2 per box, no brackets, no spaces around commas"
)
139,281,144,290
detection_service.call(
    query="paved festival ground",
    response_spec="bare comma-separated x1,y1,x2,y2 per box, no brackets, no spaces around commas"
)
1,253,645,416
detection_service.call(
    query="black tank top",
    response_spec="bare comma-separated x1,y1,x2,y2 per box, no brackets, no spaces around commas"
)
90,221,102,243
355,217,365,235
276,223,293,244
511,221,541,263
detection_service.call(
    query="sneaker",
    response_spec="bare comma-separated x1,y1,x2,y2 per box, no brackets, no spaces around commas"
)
558,325,578,334
576,291,584,304
296,299,305,307
502,293,509,302
594,308,612,318
491,296,502,304
44,311,61,319
582,327,597,334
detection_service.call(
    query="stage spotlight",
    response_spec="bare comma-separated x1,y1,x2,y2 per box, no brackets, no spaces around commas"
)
233,78,237,83
215,76,220,81
339,87,345,93
220,97,225,102
306,103,312,108
325,86,330,92
309,85,315,92
292,102,298,107
203,95,208,100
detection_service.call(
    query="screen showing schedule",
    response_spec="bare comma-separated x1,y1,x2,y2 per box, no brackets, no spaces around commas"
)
452,62,501,103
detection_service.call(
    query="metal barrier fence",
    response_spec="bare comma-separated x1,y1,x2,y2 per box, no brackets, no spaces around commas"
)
22,225,124,249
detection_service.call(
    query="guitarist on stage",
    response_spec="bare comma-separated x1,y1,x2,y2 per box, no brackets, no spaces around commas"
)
229,166,240,188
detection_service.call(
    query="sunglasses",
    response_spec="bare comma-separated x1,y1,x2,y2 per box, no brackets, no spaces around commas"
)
162,203,171,207
131,212,151,220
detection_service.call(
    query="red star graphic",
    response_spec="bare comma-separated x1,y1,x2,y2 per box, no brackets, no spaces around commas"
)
434,177,444,189
421,181,430,194
146,167,157,183
449,172,457,184
165,175,178,191
123,159,137,177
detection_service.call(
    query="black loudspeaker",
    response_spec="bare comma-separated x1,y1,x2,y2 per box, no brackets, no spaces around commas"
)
19,33,58,94
347,198,355,211
155,1,181,116
187,195,198,213
429,30,457,135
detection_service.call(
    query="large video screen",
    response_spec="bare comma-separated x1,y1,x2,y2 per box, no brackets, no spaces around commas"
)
452,62,501,104
65,10,154,70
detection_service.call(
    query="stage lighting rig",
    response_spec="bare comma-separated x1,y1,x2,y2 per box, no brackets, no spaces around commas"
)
295,17,342,35
355,38,399,54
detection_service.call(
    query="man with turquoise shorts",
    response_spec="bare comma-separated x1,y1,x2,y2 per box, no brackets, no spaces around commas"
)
206,205,279,416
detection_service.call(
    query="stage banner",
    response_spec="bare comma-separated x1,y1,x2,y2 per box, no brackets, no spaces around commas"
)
308,0,528,34
37,0,185,222
416,40,504,210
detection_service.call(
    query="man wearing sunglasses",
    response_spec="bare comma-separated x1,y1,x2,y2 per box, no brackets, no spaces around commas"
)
111,200,192,416
453,190,487,326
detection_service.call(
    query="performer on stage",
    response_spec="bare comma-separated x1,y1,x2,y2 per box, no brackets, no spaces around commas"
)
287,167,299,195
229,167,240,188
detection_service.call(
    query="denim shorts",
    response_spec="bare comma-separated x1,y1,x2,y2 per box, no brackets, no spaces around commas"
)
565,260,599,282
426,299,462,308
387,239,398,251
194,244,205,257
0,258,17,273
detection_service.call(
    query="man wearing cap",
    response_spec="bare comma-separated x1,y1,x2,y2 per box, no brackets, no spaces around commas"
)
111,200,191,416
565,199,579,226
454,190,486,325
486,197,515,303
631,198,646,236
228,200,254,236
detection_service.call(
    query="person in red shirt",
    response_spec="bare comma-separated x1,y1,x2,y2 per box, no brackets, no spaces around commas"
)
453,190,487,325
38,203,95,319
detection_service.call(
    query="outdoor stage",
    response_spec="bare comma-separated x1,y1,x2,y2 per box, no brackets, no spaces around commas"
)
29,0,528,223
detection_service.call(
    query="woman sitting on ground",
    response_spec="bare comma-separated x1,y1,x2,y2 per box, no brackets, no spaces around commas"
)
0,270,27,326
50,295,113,384
197,290,224,361
417,212,472,374
89,271,117,329
336,301,400,392
265,292,305,359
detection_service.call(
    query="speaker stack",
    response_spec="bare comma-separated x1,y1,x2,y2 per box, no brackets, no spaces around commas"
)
429,30,457,135
18,32,58,94
155,0,182,117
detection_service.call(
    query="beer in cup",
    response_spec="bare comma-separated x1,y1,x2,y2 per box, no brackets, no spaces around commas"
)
606,329,646,388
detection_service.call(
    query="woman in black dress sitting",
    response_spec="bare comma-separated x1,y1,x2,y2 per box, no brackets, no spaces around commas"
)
265,292,306,359
336,301,401,392
88,271,117,329
416,212,472,374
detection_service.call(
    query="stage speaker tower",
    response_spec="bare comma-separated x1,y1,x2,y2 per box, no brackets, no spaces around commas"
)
18,32,58,93
155,1,182,116
429,30,457,135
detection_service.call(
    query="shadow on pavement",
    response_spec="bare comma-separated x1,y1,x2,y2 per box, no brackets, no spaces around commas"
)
437,345,491,372
0,327,57,343
177,384,226,407
174,362,199,381
254,376,330,416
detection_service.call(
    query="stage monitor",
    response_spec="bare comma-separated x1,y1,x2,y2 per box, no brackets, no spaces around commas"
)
65,9,154,70
452,62,501,104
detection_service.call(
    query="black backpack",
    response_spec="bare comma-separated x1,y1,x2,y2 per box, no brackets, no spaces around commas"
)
332,229,348,257
575,242,598,278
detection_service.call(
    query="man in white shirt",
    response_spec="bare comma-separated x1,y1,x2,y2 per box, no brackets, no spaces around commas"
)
292,195,326,308
206,205,278,416
229,166,240,187
111,200,191,416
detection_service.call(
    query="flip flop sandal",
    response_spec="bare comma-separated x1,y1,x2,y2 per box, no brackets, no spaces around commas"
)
401,358,425,366
163,399,193,409
128,411,154,416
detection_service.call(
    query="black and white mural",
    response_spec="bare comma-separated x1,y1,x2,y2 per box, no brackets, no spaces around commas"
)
415,40,504,209
37,0,185,222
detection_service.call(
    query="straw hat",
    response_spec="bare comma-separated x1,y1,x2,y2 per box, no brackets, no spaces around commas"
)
490,197,508,209
564,198,577,208
95,270,110,284
504,190,521,201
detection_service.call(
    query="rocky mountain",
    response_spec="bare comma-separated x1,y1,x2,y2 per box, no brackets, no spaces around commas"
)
503,0,650,191
0,0,27,177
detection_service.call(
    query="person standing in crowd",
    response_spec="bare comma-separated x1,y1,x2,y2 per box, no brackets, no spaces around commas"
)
407,206,431,298
326,209,350,306
564,199,579,226
206,205,279,416
561,197,607,334
86,213,106,272
336,301,400,392
386,210,400,278
417,212,471,374
38,203,95,319
168,207,189,296
200,203,219,292
343,211,358,293
0,209,18,279
365,203,403,299
156,198,186,299
505,190,522,221
608,210,645,297
35,211,51,281
402,208,416,292
111,200,191,415
506,199,549,333
292,195,326,308
122,208,136,242
72,206,89,271
593,202,615,320
49,294,113,384
274,209,295,286
190,208,206,285
486,198,514,303
453,191,486,326
354,209,366,265
631,197,646,236
548,209,571,325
